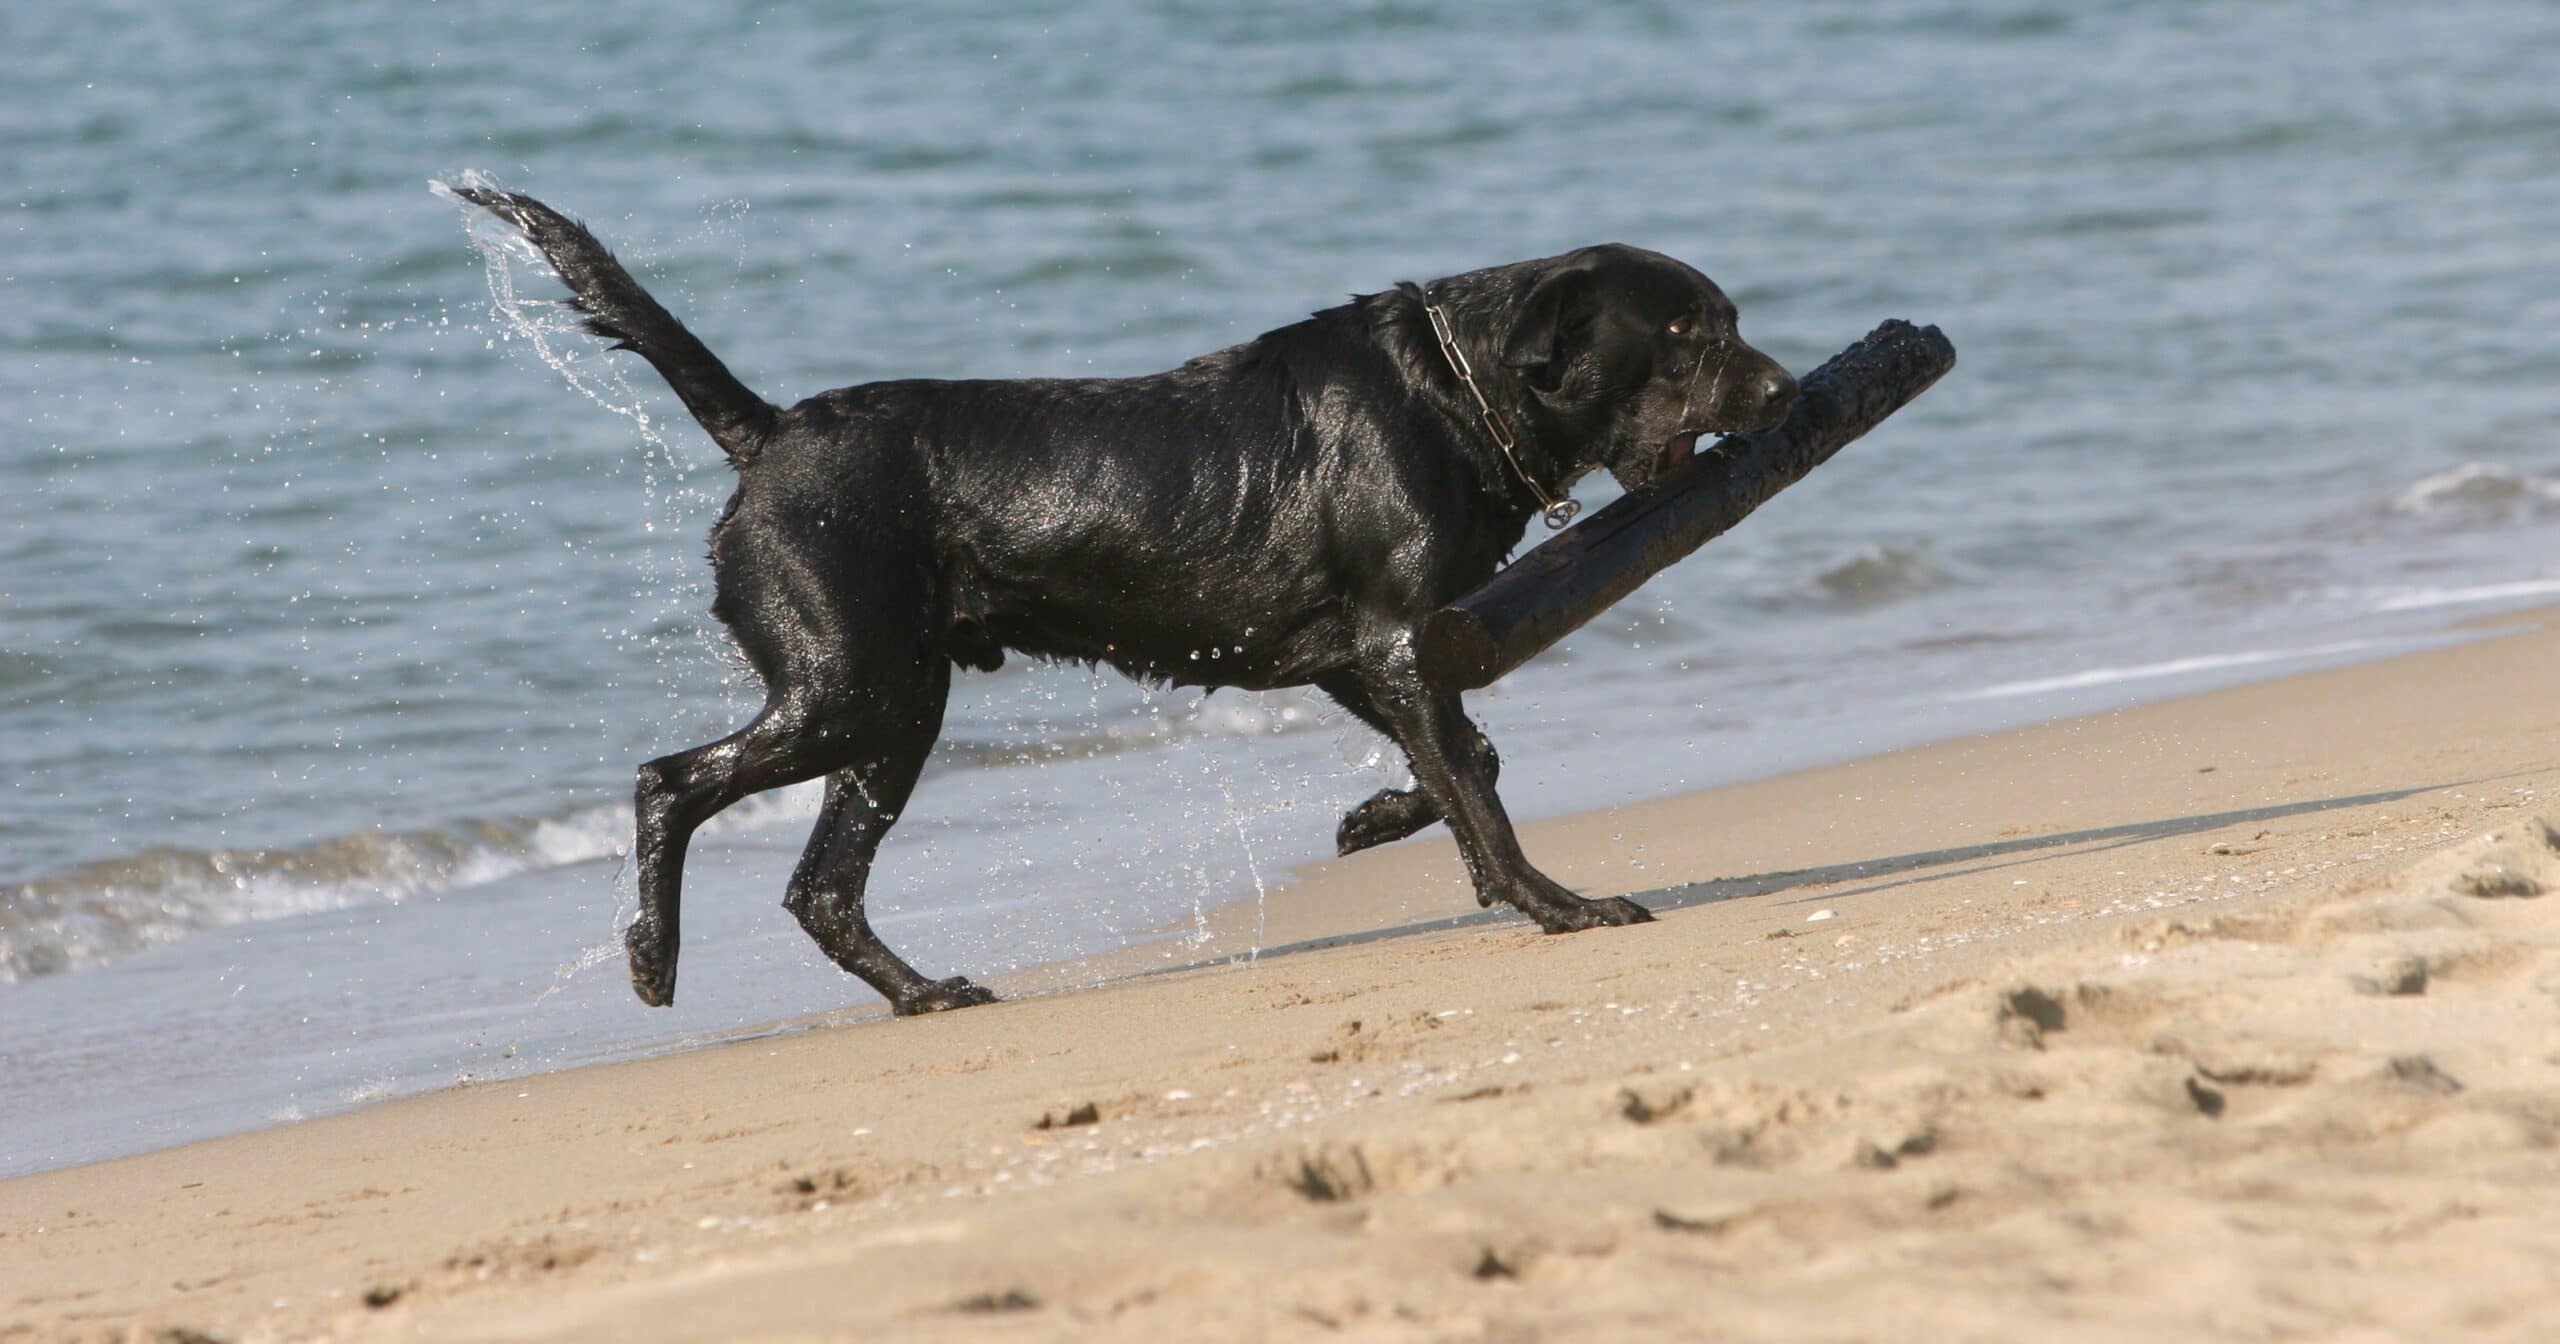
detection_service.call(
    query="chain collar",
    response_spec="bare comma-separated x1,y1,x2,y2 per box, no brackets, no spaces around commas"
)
1407,285,1579,530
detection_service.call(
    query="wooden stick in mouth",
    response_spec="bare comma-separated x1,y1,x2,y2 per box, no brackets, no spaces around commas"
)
1418,319,1958,692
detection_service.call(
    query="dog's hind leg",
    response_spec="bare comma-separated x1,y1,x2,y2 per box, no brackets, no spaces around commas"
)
627,694,862,1006
782,664,995,1016
1322,677,1498,856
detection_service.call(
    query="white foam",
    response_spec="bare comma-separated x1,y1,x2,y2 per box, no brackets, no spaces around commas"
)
2387,462,2560,514
1948,636,2403,703
2373,576,2560,613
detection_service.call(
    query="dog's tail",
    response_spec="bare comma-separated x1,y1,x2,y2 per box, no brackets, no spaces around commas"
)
454,188,777,466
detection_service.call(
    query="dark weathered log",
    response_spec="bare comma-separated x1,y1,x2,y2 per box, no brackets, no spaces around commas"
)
1418,319,1956,692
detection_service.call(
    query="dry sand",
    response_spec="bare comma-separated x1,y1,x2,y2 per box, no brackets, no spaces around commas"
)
6,607,2559,1342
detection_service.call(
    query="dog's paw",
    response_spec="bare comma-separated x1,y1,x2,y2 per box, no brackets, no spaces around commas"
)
1336,787,1440,857
625,920,676,1007
1522,893,1657,934
894,976,999,1017
1584,895,1658,927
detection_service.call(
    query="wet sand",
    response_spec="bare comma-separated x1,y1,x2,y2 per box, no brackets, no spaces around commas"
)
6,606,2558,1343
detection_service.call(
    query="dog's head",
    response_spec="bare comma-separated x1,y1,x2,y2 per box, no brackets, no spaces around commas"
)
1500,244,1795,494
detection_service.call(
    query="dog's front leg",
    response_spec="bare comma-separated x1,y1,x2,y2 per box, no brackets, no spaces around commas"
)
1327,685,1499,856
1355,663,1653,932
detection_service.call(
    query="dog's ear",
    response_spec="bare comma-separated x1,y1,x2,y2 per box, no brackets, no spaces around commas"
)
1500,265,1595,392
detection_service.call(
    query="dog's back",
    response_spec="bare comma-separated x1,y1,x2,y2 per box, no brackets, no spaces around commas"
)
733,322,1410,690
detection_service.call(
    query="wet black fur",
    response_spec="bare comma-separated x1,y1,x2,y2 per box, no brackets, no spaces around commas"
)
454,188,1794,1014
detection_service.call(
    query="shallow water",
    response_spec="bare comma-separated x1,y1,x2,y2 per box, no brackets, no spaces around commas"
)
5,0,2559,1175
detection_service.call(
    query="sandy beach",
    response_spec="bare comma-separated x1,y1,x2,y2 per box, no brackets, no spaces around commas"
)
6,605,2558,1342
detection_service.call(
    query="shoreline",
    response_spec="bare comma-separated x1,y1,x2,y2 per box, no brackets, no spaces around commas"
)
1036,598,2549,996
2,597,2525,1186
6,604,2559,1339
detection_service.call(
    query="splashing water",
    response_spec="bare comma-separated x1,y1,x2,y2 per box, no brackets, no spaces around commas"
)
1214,773,1272,964
525,933,629,1011
431,170,753,976
429,172,686,474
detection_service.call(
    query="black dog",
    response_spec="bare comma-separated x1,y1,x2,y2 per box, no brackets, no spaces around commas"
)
456,189,1794,1014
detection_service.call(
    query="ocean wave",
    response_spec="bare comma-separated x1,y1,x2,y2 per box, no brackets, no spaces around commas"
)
1810,544,1953,608
2386,462,2560,517
0,816,614,985
1732,544,1957,615
0,685,1354,986
8,824,494,977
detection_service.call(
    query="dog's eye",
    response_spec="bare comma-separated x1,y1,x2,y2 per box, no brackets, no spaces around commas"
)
1666,317,1693,336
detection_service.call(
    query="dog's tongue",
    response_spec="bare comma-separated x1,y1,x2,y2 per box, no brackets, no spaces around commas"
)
1658,431,1702,476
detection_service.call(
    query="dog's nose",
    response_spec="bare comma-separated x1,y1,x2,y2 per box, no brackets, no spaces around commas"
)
1755,368,1798,426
